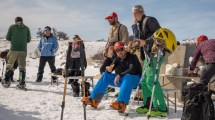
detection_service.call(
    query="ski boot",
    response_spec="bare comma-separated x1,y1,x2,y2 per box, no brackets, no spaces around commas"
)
71,81,80,97
16,71,27,91
136,97,152,114
81,97,99,109
110,101,126,113
1,69,12,88
51,75,58,83
36,74,43,82
147,109,167,117
10,71,15,82
68,79,73,84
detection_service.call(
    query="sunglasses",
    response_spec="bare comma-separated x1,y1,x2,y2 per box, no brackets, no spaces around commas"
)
115,48,124,53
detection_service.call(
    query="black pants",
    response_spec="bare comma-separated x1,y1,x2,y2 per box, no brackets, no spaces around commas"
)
68,58,81,82
38,56,56,75
201,63,215,85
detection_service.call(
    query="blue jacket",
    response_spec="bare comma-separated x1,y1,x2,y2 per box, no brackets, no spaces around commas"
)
38,34,59,56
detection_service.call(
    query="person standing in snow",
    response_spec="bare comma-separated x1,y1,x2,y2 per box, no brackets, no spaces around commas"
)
189,35,215,85
36,26,59,83
1,16,31,89
100,12,129,74
130,5,167,116
66,35,88,97
81,42,142,113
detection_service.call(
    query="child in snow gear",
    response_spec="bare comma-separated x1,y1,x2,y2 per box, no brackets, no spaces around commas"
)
189,35,215,85
36,26,59,83
1,16,31,89
181,83,215,120
66,35,87,97
81,42,142,113
136,28,177,117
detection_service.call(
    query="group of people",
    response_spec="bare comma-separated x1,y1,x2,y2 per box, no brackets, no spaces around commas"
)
0,17,88,95
1,3,214,118
81,5,177,117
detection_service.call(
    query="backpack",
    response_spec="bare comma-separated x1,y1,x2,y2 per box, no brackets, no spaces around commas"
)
181,83,215,120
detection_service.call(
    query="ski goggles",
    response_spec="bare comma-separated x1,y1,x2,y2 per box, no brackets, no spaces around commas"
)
115,48,124,53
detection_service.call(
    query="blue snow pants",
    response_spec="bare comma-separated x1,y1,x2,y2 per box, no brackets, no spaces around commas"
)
90,72,140,104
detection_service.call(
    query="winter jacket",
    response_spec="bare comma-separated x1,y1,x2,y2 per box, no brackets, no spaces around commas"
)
131,15,161,61
112,52,142,76
38,34,59,56
107,23,129,47
66,41,87,69
6,22,31,51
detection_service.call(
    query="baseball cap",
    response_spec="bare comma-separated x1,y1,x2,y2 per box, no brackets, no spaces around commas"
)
197,35,208,43
105,12,118,20
114,42,124,50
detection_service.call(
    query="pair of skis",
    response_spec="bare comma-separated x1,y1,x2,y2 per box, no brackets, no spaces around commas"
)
60,41,87,120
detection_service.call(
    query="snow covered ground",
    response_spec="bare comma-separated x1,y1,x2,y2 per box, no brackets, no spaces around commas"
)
0,40,183,120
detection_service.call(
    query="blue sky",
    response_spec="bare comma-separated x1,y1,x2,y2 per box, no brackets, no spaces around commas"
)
0,0,215,41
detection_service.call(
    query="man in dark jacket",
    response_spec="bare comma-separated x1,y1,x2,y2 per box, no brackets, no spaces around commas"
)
36,26,59,82
1,16,31,89
131,5,166,115
82,42,142,113
131,5,161,61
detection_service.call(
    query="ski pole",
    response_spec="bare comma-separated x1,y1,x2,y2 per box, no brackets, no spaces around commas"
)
60,69,68,120
147,46,162,119
81,71,87,120
124,69,146,117
79,41,87,120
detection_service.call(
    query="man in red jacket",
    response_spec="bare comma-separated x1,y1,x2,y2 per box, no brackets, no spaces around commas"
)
190,35,215,85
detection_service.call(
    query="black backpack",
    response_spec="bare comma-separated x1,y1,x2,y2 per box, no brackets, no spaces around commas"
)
181,83,215,120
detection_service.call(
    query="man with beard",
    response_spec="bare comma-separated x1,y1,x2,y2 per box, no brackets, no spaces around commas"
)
100,12,129,74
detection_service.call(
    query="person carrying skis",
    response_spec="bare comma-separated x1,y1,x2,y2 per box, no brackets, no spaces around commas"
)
1,16,31,89
36,26,59,83
100,12,129,74
189,35,215,85
66,35,88,97
0,49,18,82
81,41,142,113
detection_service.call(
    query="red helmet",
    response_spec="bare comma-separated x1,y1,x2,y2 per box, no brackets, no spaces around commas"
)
114,42,124,50
197,35,208,43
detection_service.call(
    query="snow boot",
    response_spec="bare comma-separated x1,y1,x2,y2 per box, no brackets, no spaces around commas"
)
81,81,91,97
51,75,58,83
1,69,12,88
68,79,73,84
10,71,15,82
147,109,167,117
110,101,126,113
36,74,43,82
16,71,27,90
81,97,99,109
136,97,152,114
71,81,80,97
